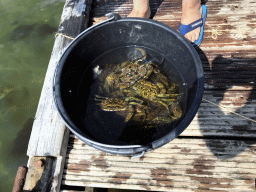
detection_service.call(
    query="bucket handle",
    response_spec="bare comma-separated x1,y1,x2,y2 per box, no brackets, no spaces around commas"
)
85,12,121,31
131,151,145,159
106,12,122,21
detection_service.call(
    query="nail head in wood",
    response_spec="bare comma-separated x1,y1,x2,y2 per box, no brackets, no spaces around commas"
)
35,160,45,169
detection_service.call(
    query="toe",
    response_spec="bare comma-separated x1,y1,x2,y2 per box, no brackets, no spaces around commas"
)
186,28,200,43
184,32,195,43
191,35,195,42
184,33,191,42
192,32,197,42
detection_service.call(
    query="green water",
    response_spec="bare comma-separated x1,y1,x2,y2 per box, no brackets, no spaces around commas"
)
0,0,65,190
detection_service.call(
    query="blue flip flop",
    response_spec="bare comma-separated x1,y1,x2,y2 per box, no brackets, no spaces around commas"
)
177,4,207,47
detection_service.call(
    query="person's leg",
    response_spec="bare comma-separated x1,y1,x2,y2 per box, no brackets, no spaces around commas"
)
180,0,201,42
127,0,150,18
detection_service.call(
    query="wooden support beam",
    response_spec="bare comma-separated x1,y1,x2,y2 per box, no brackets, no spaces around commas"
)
24,0,92,191
23,157,55,191
12,166,28,192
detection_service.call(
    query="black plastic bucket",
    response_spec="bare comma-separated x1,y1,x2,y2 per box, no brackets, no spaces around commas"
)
53,13,204,157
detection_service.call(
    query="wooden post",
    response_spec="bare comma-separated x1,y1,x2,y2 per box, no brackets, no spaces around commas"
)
23,157,54,191
12,166,28,192
23,0,92,191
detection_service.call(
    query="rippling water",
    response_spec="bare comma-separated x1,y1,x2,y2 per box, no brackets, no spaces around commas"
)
0,0,64,190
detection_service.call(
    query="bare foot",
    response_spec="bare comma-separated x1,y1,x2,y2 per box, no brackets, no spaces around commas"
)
180,4,202,42
127,8,151,18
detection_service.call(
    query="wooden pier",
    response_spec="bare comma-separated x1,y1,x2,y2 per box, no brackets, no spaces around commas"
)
20,0,256,191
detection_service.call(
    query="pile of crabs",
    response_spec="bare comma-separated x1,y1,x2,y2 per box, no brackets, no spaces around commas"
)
96,48,183,127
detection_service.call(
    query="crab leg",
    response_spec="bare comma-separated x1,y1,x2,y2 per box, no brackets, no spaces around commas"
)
95,95,106,99
158,101,170,110
136,105,147,122
125,97,144,105
156,93,179,98
125,106,134,122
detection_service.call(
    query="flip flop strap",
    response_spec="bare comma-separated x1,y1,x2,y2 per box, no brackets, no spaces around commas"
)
177,18,204,36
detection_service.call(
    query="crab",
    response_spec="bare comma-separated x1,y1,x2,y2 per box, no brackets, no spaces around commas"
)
149,68,169,89
169,102,183,120
143,101,183,125
125,79,179,110
104,61,162,93
151,116,173,124
103,48,161,93
95,95,147,122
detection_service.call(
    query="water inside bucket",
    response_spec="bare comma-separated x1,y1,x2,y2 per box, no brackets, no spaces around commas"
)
77,46,187,145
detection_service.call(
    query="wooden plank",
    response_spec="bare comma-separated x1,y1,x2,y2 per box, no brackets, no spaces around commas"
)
201,51,256,90
63,136,256,191
91,0,256,49
26,0,92,158
68,135,256,160
24,0,92,191
156,0,256,49
60,191,83,192
60,187,93,192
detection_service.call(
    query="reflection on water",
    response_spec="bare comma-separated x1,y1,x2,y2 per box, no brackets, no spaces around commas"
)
0,0,64,190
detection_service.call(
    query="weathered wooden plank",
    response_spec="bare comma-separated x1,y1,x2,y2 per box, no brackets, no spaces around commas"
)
63,182,194,192
60,190,93,192
69,137,256,154
63,176,254,191
68,137,256,157
24,0,92,191
156,1,256,48
60,191,83,192
64,167,256,179
60,187,93,192
63,137,256,191
91,0,256,49
66,151,256,167
65,155,256,174
27,0,92,158
67,147,256,158
65,159,256,173
189,83,256,136
68,138,256,162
